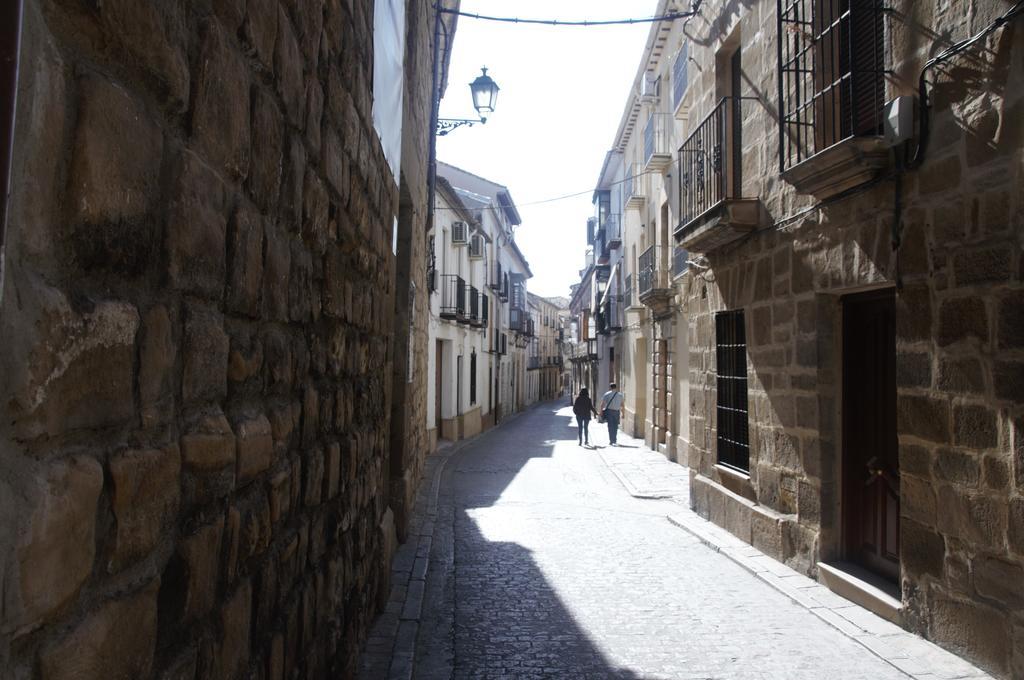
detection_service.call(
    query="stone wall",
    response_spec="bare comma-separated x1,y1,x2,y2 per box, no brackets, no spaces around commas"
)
680,1,1023,676
0,0,436,677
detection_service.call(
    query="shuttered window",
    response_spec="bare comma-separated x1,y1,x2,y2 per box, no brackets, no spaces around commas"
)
672,43,689,110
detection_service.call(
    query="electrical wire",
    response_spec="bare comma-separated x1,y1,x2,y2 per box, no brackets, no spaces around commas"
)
436,6,699,27
909,0,1024,168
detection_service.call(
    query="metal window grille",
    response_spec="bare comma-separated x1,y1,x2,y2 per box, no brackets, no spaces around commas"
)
716,310,749,472
440,275,466,321
672,43,689,109
678,97,740,229
777,0,887,171
644,113,671,165
673,246,689,276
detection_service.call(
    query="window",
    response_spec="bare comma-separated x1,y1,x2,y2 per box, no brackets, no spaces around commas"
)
470,351,477,405
672,42,689,110
716,310,749,472
777,0,886,170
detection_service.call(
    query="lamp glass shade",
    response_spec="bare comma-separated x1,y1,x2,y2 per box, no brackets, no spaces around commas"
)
470,67,499,117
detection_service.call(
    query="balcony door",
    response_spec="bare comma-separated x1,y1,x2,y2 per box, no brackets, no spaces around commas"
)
842,289,899,582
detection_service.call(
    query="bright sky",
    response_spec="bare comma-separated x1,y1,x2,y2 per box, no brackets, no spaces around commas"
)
436,0,657,299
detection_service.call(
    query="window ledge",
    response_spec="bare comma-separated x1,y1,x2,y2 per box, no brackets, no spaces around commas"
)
713,463,756,501
781,136,889,200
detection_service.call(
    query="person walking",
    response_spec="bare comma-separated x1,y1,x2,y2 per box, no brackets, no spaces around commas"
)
599,382,624,446
572,388,598,446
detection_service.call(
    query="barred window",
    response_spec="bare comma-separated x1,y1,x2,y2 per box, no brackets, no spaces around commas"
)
716,310,749,472
777,0,886,170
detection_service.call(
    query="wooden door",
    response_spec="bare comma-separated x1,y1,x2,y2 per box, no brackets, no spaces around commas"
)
435,340,443,430
842,289,899,582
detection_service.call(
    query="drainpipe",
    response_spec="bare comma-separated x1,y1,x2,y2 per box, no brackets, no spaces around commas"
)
0,0,24,307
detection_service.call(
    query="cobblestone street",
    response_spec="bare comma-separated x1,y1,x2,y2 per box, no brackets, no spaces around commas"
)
360,402,992,680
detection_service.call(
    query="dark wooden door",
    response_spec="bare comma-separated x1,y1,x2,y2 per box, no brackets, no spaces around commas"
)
435,340,443,430
842,289,899,581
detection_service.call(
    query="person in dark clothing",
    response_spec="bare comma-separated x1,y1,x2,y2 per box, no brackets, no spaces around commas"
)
572,388,599,446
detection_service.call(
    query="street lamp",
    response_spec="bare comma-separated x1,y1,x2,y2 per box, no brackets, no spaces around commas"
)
437,67,500,136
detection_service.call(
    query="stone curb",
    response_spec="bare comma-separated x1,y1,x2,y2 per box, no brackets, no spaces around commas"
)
359,407,532,680
599,449,992,680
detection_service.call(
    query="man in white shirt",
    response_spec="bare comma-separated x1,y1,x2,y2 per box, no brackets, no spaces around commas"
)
599,382,624,446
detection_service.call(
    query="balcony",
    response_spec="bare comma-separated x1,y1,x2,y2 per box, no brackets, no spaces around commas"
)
605,213,622,250
638,245,674,318
643,112,673,173
440,275,467,322
509,308,527,334
527,356,540,370
624,164,646,209
598,294,621,335
675,97,761,253
672,245,689,277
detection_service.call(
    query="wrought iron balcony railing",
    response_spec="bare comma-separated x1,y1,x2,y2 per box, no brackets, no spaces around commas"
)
679,96,731,228
673,246,689,277
440,275,466,322
509,308,527,334
488,261,503,292
604,213,622,250
624,164,646,208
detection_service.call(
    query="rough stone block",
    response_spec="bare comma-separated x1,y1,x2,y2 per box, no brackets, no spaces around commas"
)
994,360,1024,403
982,454,1010,491
236,414,274,483
898,394,950,444
69,74,162,228
166,151,228,298
192,22,250,178
323,125,350,202
934,448,981,487
937,296,989,347
919,154,962,195
901,474,937,526
900,518,945,580
171,518,224,623
997,290,1024,350
954,247,1012,287
99,0,189,110
974,556,1024,608
279,134,306,229
39,580,159,680
217,581,252,680
750,511,783,559
936,356,986,394
227,205,265,318
896,352,932,389
8,456,103,634
304,446,325,507
270,468,292,523
325,442,342,500
930,593,1009,677
182,305,229,404
6,288,138,439
181,413,237,505
306,79,324,155
1010,498,1024,555
243,0,278,70
953,403,998,450
303,170,330,254
289,240,314,322
276,9,305,126
263,224,292,322
895,284,933,342
108,445,181,571
139,305,176,427
249,87,283,211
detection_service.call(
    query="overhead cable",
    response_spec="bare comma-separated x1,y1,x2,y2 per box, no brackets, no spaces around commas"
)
436,3,700,27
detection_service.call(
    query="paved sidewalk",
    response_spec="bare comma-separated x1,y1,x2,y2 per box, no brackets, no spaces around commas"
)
599,430,991,680
358,403,992,680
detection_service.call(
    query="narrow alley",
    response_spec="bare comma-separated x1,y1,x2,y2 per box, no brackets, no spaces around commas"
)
360,403,991,680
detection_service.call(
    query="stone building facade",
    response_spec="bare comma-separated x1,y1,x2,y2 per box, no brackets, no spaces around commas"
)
577,0,1024,676
0,0,448,678
673,1,1023,677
